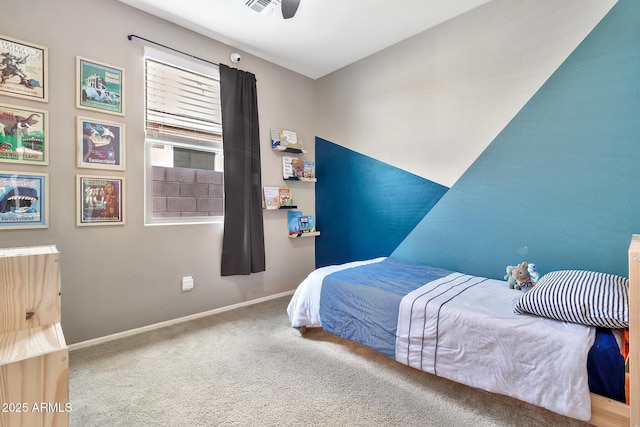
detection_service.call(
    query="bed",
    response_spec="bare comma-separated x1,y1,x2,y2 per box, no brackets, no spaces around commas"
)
287,235,639,426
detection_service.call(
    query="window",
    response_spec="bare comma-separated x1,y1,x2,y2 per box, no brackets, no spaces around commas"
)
144,48,224,225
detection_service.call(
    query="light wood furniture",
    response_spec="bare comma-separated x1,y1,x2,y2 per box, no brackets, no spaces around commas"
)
0,246,69,427
588,234,639,427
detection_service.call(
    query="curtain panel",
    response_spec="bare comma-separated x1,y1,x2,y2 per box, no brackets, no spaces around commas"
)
219,64,265,276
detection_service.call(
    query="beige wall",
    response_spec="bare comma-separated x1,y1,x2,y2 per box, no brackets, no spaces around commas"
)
1,0,317,344
314,0,616,187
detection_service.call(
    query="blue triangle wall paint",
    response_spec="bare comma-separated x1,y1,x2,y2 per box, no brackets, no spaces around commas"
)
392,0,640,279
315,137,448,268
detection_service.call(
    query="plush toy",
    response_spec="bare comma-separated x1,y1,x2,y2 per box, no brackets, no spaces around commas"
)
510,262,536,292
504,266,517,289
527,263,540,282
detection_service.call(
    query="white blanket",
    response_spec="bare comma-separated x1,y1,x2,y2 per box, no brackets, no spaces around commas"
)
287,260,596,421
396,273,595,421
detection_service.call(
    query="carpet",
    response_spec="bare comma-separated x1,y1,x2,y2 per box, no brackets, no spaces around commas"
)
69,296,590,426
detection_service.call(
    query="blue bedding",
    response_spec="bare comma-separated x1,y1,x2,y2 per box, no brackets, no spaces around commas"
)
589,328,626,402
319,257,453,358
318,257,626,403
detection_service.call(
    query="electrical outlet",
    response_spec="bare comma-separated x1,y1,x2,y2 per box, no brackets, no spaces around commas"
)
181,276,194,291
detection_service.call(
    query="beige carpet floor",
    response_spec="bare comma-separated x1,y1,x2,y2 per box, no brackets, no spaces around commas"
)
69,296,591,426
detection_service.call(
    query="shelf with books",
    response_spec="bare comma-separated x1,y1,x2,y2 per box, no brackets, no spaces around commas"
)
287,210,319,238
282,157,316,181
263,186,298,210
269,128,318,237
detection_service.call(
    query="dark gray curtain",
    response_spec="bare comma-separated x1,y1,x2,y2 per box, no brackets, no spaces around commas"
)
219,64,265,276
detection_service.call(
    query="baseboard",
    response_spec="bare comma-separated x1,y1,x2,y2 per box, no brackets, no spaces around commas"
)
68,290,295,351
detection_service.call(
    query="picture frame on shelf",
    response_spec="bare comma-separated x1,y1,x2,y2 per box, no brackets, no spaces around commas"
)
279,187,294,207
288,210,303,235
303,161,315,179
0,171,48,229
76,174,125,226
0,103,49,165
271,128,306,153
279,130,300,150
77,116,125,170
282,156,297,179
300,215,316,233
76,56,125,116
0,35,48,102
263,186,281,209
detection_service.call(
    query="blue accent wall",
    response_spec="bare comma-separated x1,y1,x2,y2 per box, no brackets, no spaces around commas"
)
315,138,448,268
392,0,640,279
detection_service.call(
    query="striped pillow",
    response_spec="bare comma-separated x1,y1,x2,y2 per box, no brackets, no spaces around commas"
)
514,270,629,328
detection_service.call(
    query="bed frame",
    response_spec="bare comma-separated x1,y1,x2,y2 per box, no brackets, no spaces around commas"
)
589,234,639,427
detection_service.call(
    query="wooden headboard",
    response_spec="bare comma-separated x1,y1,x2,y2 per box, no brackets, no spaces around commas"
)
589,234,639,427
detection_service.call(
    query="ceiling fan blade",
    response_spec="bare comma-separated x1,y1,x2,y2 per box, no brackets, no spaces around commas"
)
282,0,300,19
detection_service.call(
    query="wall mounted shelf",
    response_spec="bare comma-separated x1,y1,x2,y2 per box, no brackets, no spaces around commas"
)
264,205,298,210
288,231,321,238
284,177,317,182
273,146,306,154
269,129,316,237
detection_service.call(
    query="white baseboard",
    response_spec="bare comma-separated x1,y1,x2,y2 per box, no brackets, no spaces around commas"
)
69,290,295,351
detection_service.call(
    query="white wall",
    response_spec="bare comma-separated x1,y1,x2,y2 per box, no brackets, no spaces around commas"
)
314,0,616,187
1,0,317,343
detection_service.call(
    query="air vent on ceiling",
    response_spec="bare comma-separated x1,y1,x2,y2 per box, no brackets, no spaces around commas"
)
245,0,280,15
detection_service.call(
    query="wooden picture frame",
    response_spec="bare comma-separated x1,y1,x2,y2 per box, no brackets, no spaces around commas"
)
0,35,48,102
76,175,125,226
0,103,49,165
77,116,125,170
76,56,125,116
0,171,48,229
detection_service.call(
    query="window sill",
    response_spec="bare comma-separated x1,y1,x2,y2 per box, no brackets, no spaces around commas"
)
145,217,224,226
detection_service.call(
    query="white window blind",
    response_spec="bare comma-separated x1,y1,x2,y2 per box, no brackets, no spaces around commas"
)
145,58,222,148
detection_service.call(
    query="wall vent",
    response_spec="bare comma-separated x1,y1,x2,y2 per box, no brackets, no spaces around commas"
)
245,0,279,15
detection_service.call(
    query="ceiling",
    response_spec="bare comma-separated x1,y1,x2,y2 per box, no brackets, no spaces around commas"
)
118,0,492,80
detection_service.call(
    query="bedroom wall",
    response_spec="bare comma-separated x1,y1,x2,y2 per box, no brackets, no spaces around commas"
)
1,0,317,344
314,0,638,277
315,138,448,267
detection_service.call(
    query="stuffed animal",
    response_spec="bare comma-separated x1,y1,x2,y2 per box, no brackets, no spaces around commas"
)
510,262,536,292
527,263,540,282
504,266,517,289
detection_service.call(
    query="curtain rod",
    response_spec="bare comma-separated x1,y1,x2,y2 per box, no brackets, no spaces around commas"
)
127,34,220,67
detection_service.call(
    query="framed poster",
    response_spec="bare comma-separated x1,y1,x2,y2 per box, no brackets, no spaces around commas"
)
0,103,49,165
77,175,125,226
77,116,125,170
0,35,48,102
0,171,48,229
76,56,125,116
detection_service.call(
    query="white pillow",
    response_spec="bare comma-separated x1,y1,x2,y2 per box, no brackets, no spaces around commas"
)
514,270,629,328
